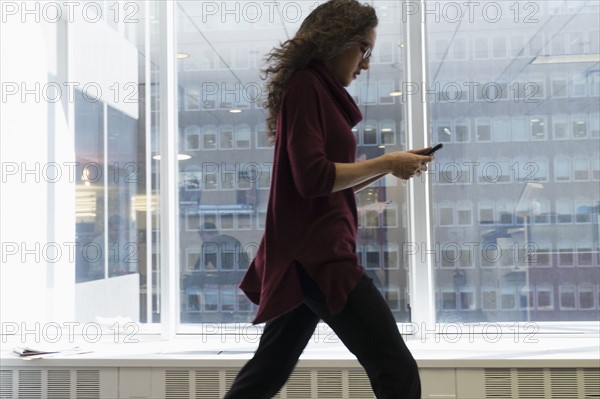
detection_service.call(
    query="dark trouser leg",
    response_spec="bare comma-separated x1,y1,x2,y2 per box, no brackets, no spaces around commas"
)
223,304,319,399
298,269,421,399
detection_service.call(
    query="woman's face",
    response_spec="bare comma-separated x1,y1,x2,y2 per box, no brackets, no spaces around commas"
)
325,28,377,87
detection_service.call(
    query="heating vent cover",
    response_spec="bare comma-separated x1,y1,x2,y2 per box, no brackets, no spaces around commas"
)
76,369,100,399
159,367,600,398
47,370,70,399
584,368,600,398
18,370,41,398
0,368,107,399
163,368,375,399
2,366,597,398
484,367,600,399
165,370,190,399
277,369,312,399
0,370,13,399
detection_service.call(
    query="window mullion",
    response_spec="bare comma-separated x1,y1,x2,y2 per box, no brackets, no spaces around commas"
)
159,0,180,339
144,0,153,327
403,0,435,329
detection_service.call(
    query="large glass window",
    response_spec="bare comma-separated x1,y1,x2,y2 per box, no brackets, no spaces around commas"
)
175,1,412,326
427,0,599,322
2,0,598,339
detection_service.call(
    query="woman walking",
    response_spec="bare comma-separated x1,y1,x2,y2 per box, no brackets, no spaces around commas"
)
224,1,431,397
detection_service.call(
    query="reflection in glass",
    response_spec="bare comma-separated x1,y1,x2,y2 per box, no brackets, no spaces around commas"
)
75,90,105,282
428,0,599,322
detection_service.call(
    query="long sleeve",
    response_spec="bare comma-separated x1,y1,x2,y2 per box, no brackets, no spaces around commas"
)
283,82,337,198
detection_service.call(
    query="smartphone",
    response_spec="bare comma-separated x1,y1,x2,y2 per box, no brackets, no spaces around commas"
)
423,143,443,156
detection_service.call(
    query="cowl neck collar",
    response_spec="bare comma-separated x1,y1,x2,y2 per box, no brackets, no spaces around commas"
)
310,62,363,127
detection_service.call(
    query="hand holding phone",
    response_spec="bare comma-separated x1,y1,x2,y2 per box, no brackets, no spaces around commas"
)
423,143,443,156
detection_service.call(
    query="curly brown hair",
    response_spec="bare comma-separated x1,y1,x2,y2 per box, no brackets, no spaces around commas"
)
261,0,378,144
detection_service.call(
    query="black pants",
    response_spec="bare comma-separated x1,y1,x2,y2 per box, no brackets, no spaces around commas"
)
224,266,421,399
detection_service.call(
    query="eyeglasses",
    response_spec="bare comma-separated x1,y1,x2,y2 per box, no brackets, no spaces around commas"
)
360,42,373,60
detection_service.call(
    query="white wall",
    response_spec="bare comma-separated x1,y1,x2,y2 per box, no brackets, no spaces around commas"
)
0,10,139,326
0,18,74,325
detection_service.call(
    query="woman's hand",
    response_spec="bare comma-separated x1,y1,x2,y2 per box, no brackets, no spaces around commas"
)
385,150,433,180
333,147,434,193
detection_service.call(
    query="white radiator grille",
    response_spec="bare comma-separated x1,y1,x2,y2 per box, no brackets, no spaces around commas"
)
18,369,42,399
75,369,100,399
47,369,71,399
317,370,343,398
0,368,104,399
224,370,237,394
584,368,600,398
347,369,373,398
550,368,578,398
194,369,220,399
0,370,13,399
484,368,513,398
517,368,545,399
162,368,374,399
165,370,190,399
2,366,597,398
278,369,312,398
483,368,600,399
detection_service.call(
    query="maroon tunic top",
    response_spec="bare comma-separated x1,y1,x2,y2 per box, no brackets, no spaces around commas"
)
239,62,365,324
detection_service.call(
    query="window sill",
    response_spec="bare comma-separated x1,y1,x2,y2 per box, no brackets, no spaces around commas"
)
1,330,598,369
